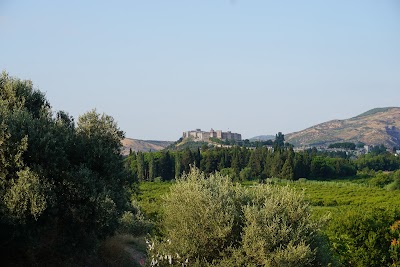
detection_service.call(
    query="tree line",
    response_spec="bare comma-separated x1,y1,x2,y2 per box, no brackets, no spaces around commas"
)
126,139,400,182
126,147,355,182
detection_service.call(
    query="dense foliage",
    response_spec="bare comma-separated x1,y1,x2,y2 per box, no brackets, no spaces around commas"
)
138,175,400,267
0,72,132,264
126,146,359,182
328,142,356,150
356,153,400,171
327,208,397,267
147,168,331,266
127,139,400,183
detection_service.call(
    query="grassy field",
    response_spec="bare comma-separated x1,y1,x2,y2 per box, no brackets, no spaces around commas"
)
137,176,400,222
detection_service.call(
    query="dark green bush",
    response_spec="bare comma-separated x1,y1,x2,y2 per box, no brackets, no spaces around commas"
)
0,72,132,264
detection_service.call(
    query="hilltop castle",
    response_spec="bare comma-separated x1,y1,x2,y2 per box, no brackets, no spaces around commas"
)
183,128,242,142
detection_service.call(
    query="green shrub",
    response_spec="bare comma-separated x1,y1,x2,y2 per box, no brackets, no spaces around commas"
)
327,208,396,267
147,168,331,266
369,172,393,188
118,205,153,236
239,167,252,181
219,167,238,181
387,170,400,191
154,177,163,183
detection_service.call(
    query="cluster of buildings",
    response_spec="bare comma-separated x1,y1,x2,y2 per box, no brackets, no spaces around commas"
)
183,128,242,142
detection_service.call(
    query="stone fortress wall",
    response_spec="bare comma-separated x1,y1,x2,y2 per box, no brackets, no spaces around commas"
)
183,128,242,142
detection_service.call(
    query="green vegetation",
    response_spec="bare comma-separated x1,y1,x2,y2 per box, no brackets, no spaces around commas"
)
356,153,400,171
328,142,356,150
138,172,400,267
0,72,137,265
136,181,172,227
127,131,400,185
126,144,366,183
147,168,331,266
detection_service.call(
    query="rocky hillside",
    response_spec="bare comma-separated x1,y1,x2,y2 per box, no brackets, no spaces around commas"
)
286,107,400,148
121,138,173,155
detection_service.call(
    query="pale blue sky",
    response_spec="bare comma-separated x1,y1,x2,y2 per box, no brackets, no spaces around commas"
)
1,0,399,140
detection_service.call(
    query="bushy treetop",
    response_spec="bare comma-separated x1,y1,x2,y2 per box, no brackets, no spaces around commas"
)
0,72,131,261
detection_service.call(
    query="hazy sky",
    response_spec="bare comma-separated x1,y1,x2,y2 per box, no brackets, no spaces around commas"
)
1,1,399,140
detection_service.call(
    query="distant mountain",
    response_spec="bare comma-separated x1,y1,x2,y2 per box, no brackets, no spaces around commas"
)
249,135,275,141
121,138,173,155
286,107,400,148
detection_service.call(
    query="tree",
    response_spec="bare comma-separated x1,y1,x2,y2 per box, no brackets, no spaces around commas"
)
239,167,252,181
231,148,241,175
174,152,182,179
327,208,395,267
0,72,131,264
136,152,145,181
247,147,263,180
293,153,304,179
148,153,156,181
370,144,388,155
281,148,295,180
274,132,285,148
310,156,327,178
263,151,272,178
218,152,226,171
181,148,195,173
159,151,174,181
195,147,202,167
270,149,284,178
148,168,330,266
328,142,356,150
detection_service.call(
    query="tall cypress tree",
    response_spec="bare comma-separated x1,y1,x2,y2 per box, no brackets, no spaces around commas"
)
136,152,145,181
160,151,174,181
281,152,294,180
231,148,241,175
175,153,182,178
148,153,155,181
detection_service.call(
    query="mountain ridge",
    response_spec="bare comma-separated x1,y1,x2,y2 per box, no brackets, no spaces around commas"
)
122,107,400,152
286,107,400,148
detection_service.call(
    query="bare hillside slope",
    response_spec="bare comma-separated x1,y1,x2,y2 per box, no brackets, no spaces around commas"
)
286,107,400,148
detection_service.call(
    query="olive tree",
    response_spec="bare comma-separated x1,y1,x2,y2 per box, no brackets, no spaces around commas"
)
148,167,331,266
0,72,131,263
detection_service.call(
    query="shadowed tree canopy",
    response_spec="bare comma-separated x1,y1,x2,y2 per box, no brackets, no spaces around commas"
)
0,72,131,263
